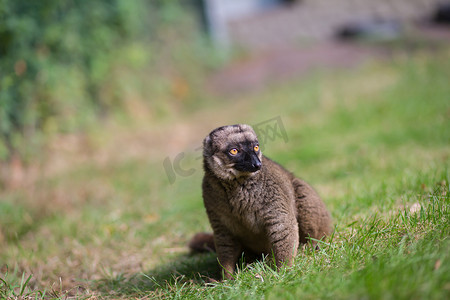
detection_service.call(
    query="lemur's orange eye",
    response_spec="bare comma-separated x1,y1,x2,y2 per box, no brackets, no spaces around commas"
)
229,148,238,155
254,145,259,152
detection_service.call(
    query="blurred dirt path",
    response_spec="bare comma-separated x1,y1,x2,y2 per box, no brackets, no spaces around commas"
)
208,24,450,96
209,41,380,95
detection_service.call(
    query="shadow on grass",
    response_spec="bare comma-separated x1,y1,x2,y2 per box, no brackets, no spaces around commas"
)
93,252,220,297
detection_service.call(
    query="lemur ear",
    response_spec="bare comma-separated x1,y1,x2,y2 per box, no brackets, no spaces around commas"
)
203,135,213,157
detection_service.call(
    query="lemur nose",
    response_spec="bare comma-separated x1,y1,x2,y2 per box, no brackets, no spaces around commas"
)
252,160,262,170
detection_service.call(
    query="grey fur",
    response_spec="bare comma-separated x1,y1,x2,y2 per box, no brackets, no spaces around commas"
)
198,124,331,279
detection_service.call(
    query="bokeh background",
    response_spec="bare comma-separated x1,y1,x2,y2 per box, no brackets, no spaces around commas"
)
1,0,449,298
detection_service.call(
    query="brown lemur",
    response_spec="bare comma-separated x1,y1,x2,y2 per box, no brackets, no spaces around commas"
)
189,124,331,279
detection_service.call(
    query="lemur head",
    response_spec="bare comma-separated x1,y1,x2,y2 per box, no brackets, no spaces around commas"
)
203,124,262,181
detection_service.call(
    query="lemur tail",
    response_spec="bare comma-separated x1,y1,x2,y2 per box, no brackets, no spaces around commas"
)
188,232,216,253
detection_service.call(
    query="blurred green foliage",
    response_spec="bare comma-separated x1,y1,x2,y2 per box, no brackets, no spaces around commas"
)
0,0,213,162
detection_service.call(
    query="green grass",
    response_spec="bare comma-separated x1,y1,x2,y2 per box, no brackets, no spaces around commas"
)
1,48,449,299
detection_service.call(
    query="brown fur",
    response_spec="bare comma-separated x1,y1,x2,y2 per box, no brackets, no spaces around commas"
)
190,124,331,279
188,232,215,253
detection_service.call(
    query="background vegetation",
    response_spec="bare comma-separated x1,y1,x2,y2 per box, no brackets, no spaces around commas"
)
0,0,214,166
0,1,449,299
